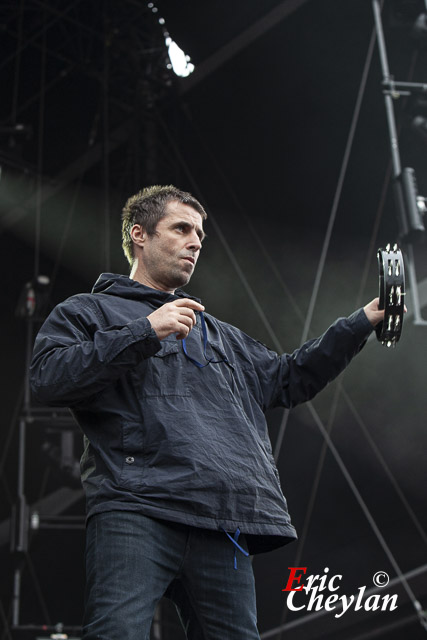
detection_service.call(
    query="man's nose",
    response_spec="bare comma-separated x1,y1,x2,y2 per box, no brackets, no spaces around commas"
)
187,231,202,251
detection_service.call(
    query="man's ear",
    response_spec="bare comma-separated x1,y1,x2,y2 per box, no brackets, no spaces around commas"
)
130,224,146,248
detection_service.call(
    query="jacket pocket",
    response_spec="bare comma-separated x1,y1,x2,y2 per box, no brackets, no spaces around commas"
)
132,340,190,397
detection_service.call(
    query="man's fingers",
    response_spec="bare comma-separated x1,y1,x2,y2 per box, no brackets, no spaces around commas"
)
172,299,203,337
177,307,197,323
175,323,192,340
363,298,385,327
174,298,205,311
147,298,205,340
176,310,195,332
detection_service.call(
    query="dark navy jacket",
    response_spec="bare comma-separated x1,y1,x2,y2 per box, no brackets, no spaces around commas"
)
30,273,374,554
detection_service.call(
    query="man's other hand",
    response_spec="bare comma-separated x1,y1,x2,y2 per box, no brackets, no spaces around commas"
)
148,299,205,340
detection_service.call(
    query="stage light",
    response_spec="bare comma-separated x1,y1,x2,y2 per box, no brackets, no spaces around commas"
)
412,10,427,44
146,1,195,78
394,167,426,243
411,114,427,141
165,36,195,78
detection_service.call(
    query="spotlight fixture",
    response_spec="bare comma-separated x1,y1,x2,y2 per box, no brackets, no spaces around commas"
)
394,167,426,243
15,275,51,319
165,37,195,78
147,2,195,78
388,0,425,28
411,114,427,142
412,7,427,44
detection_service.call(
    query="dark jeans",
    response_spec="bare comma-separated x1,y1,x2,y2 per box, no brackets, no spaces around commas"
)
82,511,261,640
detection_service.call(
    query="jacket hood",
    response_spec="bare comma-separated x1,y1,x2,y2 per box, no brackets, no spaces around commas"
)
91,273,201,308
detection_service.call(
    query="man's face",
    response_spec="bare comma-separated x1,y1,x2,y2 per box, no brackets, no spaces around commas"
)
135,200,205,292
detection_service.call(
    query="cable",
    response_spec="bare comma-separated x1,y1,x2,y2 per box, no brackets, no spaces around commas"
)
23,551,52,626
0,597,13,640
179,104,305,327
272,20,378,473
10,0,25,127
299,23,377,345
275,381,343,637
34,6,47,280
48,171,85,294
0,386,24,496
103,3,111,272
306,402,427,633
342,387,427,548
155,111,283,352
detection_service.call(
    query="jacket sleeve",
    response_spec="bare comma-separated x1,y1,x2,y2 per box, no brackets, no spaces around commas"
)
30,295,161,406
249,308,374,410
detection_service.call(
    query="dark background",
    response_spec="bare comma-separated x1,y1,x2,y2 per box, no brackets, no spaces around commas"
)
0,1,426,639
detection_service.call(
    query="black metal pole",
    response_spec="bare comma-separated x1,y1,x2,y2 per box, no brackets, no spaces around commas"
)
372,0,427,325
372,0,401,178
12,318,32,626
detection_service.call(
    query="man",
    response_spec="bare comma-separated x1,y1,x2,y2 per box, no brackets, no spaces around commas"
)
30,185,384,640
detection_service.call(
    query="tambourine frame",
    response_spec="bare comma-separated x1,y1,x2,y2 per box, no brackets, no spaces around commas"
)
376,244,405,347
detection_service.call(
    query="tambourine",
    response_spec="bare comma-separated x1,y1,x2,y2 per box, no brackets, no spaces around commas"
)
376,244,405,347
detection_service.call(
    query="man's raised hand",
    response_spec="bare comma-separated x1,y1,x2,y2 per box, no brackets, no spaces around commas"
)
363,297,407,328
363,298,385,327
147,299,205,340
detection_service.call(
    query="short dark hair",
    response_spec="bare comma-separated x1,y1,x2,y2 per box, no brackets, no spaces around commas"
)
121,185,207,266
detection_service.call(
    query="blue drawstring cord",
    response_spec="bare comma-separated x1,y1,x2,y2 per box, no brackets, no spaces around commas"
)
182,311,228,368
221,527,249,570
